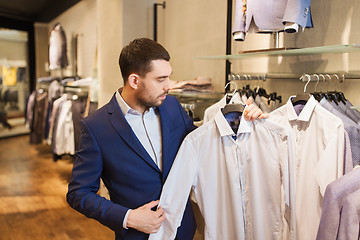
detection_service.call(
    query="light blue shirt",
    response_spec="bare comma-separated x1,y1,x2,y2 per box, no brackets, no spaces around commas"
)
115,90,162,170
115,90,163,229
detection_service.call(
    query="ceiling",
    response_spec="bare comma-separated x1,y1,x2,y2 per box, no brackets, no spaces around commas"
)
0,0,81,22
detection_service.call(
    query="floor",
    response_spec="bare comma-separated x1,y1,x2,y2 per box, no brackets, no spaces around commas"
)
0,135,114,240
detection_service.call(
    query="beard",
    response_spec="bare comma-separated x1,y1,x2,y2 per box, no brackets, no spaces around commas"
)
137,87,168,109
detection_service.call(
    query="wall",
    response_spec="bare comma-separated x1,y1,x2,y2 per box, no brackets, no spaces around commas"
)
161,0,227,91
34,23,49,79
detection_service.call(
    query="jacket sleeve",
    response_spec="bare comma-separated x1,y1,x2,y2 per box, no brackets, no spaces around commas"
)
66,119,127,233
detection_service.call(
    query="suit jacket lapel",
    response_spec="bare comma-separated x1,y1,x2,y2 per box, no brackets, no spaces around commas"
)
157,105,172,179
107,95,161,172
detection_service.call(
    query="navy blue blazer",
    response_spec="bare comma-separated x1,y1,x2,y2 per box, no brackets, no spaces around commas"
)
67,94,197,240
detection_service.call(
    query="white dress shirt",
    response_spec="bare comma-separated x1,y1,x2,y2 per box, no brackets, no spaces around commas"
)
203,92,243,123
55,99,75,155
269,96,345,240
149,108,296,240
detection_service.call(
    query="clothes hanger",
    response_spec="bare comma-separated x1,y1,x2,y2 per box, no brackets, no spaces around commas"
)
221,103,245,115
326,74,341,105
224,81,238,104
321,74,332,101
222,81,245,115
311,74,323,101
292,74,311,105
331,74,347,104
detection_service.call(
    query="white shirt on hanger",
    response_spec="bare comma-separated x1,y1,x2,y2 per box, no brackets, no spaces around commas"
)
203,92,243,123
149,108,296,240
269,95,345,240
55,99,75,155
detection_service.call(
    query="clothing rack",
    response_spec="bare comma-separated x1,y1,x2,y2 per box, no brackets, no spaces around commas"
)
228,72,360,82
63,85,89,98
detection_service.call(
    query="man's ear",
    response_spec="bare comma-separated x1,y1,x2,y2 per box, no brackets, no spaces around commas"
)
128,73,140,89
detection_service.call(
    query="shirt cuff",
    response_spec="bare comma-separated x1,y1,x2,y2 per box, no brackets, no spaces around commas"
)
123,209,131,229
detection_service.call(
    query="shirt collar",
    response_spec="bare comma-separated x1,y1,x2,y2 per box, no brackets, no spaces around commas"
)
319,97,334,111
229,92,243,104
115,89,153,116
285,95,317,122
214,106,253,137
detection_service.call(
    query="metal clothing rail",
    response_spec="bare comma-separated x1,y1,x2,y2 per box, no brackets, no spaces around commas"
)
228,72,360,81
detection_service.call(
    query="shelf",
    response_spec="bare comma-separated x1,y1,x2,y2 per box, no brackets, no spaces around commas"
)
196,44,360,60
169,91,224,101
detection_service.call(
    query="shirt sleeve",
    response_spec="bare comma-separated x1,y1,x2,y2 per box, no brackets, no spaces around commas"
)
314,123,345,196
149,138,199,240
343,130,353,174
279,130,296,239
337,190,360,239
316,184,341,240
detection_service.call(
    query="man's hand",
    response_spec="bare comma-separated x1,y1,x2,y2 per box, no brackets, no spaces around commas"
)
126,200,165,234
244,99,269,121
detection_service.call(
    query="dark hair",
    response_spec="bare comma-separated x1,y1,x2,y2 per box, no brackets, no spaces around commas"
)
119,38,170,84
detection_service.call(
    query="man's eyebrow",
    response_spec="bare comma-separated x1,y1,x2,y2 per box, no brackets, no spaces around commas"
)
157,71,173,79
157,75,169,79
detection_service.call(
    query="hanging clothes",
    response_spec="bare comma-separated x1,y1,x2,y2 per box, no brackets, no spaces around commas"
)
331,100,360,126
320,98,360,169
203,92,243,123
269,95,345,240
55,99,75,155
149,109,296,240
233,0,313,41
49,23,68,70
346,100,360,124
337,187,360,239
30,92,48,144
316,167,360,240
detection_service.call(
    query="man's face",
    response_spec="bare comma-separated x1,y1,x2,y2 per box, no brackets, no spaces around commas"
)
136,59,172,109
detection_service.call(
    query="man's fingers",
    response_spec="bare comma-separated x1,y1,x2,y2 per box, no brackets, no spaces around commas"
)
245,98,252,105
245,107,259,120
259,113,269,119
144,200,159,209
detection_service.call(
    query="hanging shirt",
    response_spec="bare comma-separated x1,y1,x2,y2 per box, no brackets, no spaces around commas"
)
255,95,271,113
269,96,345,240
49,23,68,70
232,0,313,41
320,98,360,169
346,100,360,124
203,92,243,123
149,108,296,240
337,187,360,239
47,94,68,145
316,167,360,240
55,100,75,155
332,100,360,126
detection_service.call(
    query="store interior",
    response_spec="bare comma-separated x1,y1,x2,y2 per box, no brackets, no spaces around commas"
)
0,0,360,239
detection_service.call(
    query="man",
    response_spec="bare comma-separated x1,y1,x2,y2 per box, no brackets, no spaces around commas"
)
67,38,264,240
